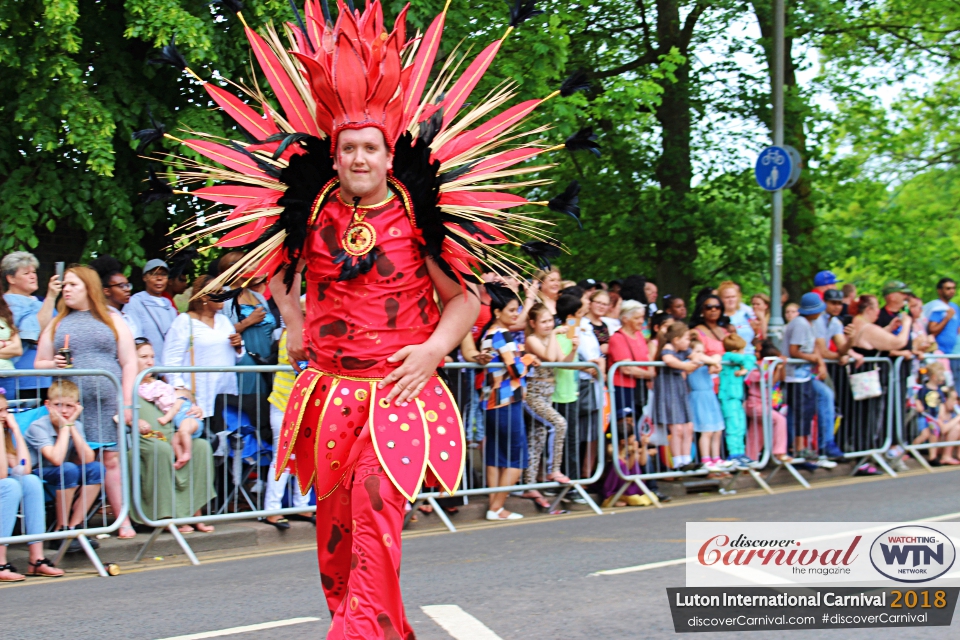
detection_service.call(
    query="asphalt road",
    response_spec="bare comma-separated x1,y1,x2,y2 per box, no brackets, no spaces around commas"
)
4,471,960,640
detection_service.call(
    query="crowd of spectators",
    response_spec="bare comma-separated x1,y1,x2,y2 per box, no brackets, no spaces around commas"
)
2,248,960,574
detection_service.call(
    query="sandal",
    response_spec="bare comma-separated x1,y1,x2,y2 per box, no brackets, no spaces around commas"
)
194,522,215,533
260,517,289,531
27,558,63,578
547,472,571,484
0,563,25,582
118,525,137,540
178,524,196,533
940,457,960,465
417,504,434,515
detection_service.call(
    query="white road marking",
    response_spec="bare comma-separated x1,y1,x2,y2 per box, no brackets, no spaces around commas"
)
422,605,503,640
591,509,960,576
154,617,320,639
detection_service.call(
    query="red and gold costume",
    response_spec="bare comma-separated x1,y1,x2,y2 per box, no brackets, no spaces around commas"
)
149,0,587,636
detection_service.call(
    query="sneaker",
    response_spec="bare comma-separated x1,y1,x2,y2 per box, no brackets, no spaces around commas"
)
654,491,672,503
822,444,846,461
701,458,719,471
816,457,838,469
486,508,523,521
854,463,880,476
570,495,587,505
797,449,818,462
893,457,909,473
736,455,755,467
715,458,736,469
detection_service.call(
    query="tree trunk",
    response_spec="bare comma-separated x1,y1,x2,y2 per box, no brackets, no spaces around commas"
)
752,0,817,300
652,0,696,300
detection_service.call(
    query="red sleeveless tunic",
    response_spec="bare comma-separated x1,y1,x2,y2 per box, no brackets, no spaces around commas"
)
275,180,465,502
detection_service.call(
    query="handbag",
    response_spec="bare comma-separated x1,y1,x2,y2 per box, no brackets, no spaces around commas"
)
848,366,882,400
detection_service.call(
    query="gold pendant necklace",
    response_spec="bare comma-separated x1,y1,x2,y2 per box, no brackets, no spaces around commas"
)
338,192,393,258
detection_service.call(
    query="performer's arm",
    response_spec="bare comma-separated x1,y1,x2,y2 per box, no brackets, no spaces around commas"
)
269,262,306,368
380,260,480,405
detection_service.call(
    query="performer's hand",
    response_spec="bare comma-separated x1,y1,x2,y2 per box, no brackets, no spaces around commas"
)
380,343,443,405
287,331,307,367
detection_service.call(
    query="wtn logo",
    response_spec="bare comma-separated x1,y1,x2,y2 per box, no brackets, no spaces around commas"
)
880,543,944,567
870,526,956,583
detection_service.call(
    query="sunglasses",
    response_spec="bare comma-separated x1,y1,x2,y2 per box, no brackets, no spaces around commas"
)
135,337,152,346
704,304,722,310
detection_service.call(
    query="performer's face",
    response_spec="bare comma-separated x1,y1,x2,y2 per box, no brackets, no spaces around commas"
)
333,127,394,202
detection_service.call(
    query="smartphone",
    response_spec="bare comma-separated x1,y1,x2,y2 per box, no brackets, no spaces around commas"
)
565,317,577,339
55,262,64,281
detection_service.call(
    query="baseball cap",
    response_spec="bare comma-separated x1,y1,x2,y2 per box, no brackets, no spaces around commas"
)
616,406,634,422
813,270,841,287
823,289,844,302
143,259,170,274
881,280,912,297
798,292,826,316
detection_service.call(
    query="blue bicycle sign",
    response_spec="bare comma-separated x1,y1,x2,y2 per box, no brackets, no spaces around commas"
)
754,146,794,191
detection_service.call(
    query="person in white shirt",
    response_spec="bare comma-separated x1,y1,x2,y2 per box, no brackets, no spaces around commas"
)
162,276,247,437
123,259,178,365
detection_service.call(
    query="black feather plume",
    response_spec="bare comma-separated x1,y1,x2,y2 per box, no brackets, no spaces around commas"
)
206,287,244,303
437,160,479,185
564,127,600,157
132,108,167,154
274,136,337,290
288,0,316,53
547,180,581,228
230,142,283,179
262,132,313,160
520,241,561,269
559,69,591,97
209,0,243,16
166,244,200,280
149,36,189,72
140,167,175,204
417,104,444,146
507,0,544,28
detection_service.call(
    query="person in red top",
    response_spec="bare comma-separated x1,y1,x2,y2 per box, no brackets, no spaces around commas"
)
151,1,585,634
608,300,656,416
811,270,841,299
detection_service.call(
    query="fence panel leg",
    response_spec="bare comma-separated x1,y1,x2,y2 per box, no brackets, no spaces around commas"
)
134,526,165,563
633,479,662,508
425,495,457,533
76,534,109,577
53,538,71,567
572,483,603,515
167,523,201,566
746,468,775,495
782,462,812,489
870,452,898,478
549,486,572,512
907,448,934,473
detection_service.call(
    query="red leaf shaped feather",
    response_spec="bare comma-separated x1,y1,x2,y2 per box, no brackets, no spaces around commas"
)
402,11,446,127
182,139,274,180
204,84,279,141
244,26,320,136
441,40,503,130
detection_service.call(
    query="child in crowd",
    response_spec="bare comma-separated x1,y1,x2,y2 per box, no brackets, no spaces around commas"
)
601,408,652,508
935,388,960,465
744,341,792,463
552,294,584,475
784,302,799,324
24,380,104,545
687,335,729,471
719,334,757,467
136,340,199,469
479,285,533,521
524,303,573,505
647,311,674,356
653,322,700,470
912,362,950,464
0,389,64,580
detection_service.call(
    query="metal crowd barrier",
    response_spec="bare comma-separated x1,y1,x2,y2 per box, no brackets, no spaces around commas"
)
605,360,774,509
763,356,898,486
894,354,960,472
130,364,314,565
418,361,606,532
0,369,129,577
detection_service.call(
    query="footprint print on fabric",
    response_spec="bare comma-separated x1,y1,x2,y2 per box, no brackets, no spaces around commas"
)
327,518,350,555
363,474,384,512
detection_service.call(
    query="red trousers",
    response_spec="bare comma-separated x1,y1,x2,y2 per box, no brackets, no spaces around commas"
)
316,441,415,640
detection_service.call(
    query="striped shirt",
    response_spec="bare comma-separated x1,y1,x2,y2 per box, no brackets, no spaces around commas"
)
268,331,297,412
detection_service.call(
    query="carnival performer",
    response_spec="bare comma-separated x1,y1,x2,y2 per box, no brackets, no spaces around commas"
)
139,0,588,636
